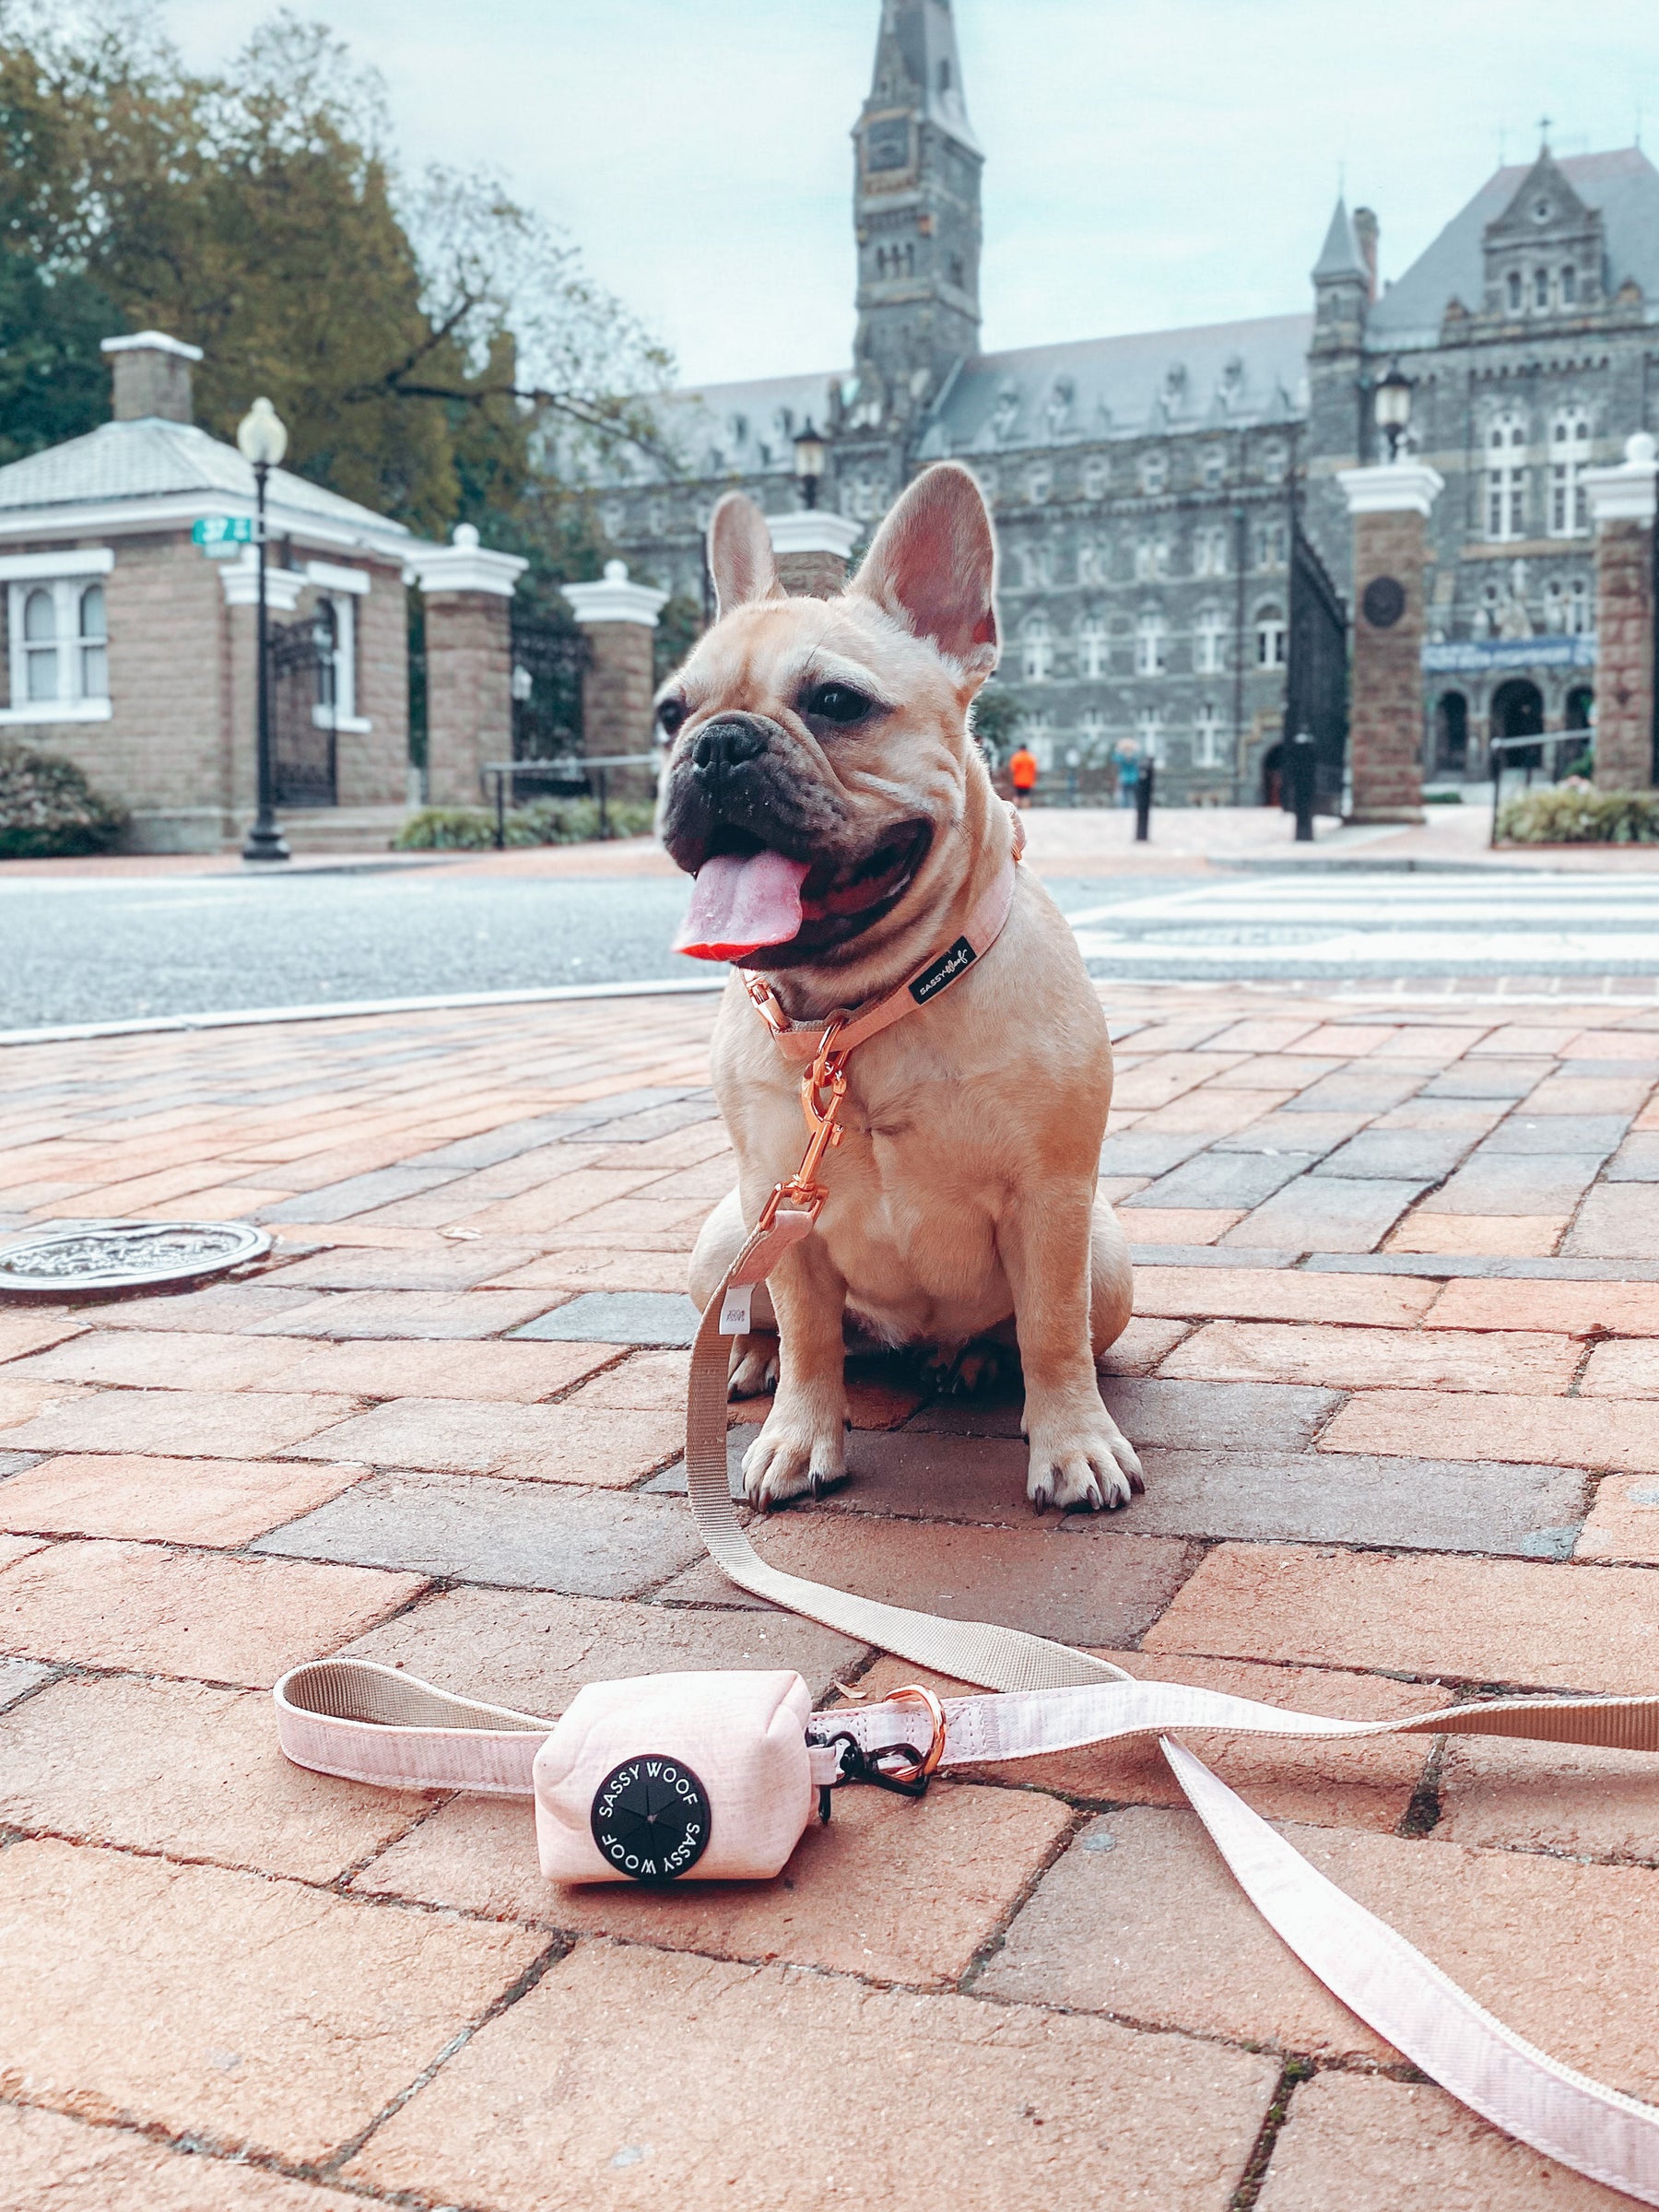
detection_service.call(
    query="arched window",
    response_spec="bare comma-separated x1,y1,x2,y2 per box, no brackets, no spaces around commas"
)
1506,270,1524,312
1486,411,1527,540
77,583,107,700
1026,462,1051,505
1534,267,1550,310
22,586,59,703
1549,406,1591,536
1076,539,1100,585
1255,605,1287,668
1259,441,1288,486
1561,265,1578,306
1021,614,1053,682
1077,613,1108,679
1194,523,1228,578
1253,518,1287,571
1135,611,1167,676
1201,446,1226,489
1194,606,1228,675
1082,455,1109,500
1138,451,1168,497
6,567,114,713
1133,538,1157,582
1192,701,1225,769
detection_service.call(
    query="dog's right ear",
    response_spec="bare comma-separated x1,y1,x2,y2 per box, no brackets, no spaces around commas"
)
707,493,782,618
847,461,998,688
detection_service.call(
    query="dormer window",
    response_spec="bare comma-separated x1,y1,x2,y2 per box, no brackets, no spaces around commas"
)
1506,270,1523,312
1534,267,1549,310
1560,265,1577,305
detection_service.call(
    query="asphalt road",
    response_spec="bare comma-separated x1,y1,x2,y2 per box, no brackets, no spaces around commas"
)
5,862,1654,1032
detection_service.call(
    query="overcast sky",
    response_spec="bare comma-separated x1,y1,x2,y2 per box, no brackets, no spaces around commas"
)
167,0,1659,391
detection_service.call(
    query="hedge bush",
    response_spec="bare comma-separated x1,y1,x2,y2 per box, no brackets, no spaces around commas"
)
394,796,656,852
1495,780,1659,845
0,742,128,858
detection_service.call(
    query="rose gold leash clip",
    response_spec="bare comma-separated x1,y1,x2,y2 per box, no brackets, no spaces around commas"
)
754,1017,851,1232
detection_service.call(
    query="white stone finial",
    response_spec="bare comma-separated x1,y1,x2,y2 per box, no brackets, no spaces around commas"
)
604,559,629,582
1627,431,1658,468
452,522,480,549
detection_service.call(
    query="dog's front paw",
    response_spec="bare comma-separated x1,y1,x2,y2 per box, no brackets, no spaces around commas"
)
1026,1411,1144,1513
741,1406,847,1511
727,1332,780,1400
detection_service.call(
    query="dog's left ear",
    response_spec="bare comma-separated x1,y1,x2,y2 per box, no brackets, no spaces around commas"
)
848,461,998,688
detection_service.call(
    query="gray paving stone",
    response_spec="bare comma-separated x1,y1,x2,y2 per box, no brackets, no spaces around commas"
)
1126,1151,1322,1210
1114,1246,1300,1269
261,1245,522,1291
1123,1450,1590,1555
1605,1133,1659,1182
1564,1183,1659,1259
0,1453,43,1479
594,1097,719,1143
1311,1129,1475,1181
252,1470,702,1596
247,1288,558,1339
1423,1152,1605,1216
1211,1112,1370,1157
1478,1114,1630,1158
1278,1069,1427,1113
402,1115,578,1170
1308,1253,1659,1280
1223,1176,1426,1254
513,1290,701,1346
1098,1132,1211,1177
257,1167,465,1224
1420,1060,1552,1100
0,1658,54,1712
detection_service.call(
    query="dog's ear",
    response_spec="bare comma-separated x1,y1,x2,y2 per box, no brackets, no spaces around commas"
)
848,461,998,687
707,492,782,618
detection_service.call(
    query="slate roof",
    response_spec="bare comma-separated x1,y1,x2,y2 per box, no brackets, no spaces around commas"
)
1367,147,1659,347
608,370,847,485
0,417,412,543
1312,198,1367,283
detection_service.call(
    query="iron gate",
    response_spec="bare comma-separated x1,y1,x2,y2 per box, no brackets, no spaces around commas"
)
270,604,337,807
1282,521,1348,813
510,611,588,763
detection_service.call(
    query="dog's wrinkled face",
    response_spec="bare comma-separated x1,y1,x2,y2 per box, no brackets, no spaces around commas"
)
657,464,1001,974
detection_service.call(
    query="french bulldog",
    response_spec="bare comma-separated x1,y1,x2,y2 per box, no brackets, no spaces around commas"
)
657,461,1141,1513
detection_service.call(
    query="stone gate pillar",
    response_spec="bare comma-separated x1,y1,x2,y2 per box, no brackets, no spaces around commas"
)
1336,459,1445,824
767,511,862,598
560,560,669,760
409,524,527,806
1583,431,1658,791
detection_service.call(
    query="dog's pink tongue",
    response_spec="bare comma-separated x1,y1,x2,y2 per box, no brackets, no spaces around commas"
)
673,849,811,961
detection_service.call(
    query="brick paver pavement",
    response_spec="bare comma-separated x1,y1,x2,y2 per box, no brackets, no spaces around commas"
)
3,982,1659,2207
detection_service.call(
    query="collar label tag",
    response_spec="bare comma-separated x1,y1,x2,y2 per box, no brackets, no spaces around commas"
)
910,936,977,1006
719,1281,756,1335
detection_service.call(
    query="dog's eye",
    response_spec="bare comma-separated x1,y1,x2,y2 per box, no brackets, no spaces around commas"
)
657,697,688,737
803,682,872,726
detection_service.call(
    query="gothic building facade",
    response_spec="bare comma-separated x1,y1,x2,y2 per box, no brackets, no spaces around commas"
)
594,0,1659,799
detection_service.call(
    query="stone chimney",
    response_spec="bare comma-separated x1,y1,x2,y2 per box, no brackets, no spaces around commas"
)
100,331,204,424
1352,208,1380,303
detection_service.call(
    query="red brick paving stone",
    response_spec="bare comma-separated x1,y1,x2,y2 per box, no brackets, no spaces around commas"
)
1527,1073,1655,1114
1145,1543,1659,1694
241,1287,561,1339
1121,1207,1243,1244
979,1806,1390,2058
850,1649,1445,1828
1205,1018,1323,1052
1133,1089,1286,1136
657,1519,1197,1647
84,1283,324,1332
0,1838,538,2165
1160,1319,1578,1394
1254,2071,1630,2212
1288,1023,1402,1056
1430,1276,1659,1335
288,1396,683,1484
486,1247,695,1294
0,1312,86,1364
260,1241,544,1289
5,1329,317,1392
0,1389,363,1459
359,1777,1073,1988
455,1168,677,1235
0,2102,378,2212
1573,1472,1659,1564
1321,1389,1659,1473
0,1674,435,1879
0,1540,426,1687
1469,1024,1583,1057
1133,1266,1438,1326
1112,1052,1250,1110
0,1535,49,1572
0,1380,82,1430
0,1452,371,1546
267,1335,626,1402
340,1587,865,1711
1369,1024,1491,1062
1566,1183,1659,1259
347,1940,1278,2211
1099,1315,1192,1373
1385,1211,1568,1255
1436,1724,1659,1862
1565,1029,1659,1062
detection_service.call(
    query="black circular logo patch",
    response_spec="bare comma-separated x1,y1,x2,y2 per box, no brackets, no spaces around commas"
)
591,1754,711,1882
1361,575,1406,629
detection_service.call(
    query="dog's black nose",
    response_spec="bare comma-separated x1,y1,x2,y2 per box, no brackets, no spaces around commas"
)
692,716,766,782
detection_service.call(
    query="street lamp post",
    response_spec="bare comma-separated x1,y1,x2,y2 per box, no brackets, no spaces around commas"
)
792,418,827,511
1374,363,1413,464
237,396,290,864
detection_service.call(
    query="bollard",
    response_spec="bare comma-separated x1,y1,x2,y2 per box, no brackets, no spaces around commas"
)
1288,731,1316,843
1134,762,1155,842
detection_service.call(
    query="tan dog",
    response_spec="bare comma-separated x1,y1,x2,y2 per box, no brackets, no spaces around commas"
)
657,462,1140,1513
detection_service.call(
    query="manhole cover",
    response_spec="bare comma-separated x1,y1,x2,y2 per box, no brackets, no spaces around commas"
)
0,1219,272,1300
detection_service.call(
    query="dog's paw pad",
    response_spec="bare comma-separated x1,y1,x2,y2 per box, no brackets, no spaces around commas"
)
727,1333,780,1400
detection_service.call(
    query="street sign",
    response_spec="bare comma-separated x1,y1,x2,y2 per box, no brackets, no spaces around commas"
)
192,515,255,559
